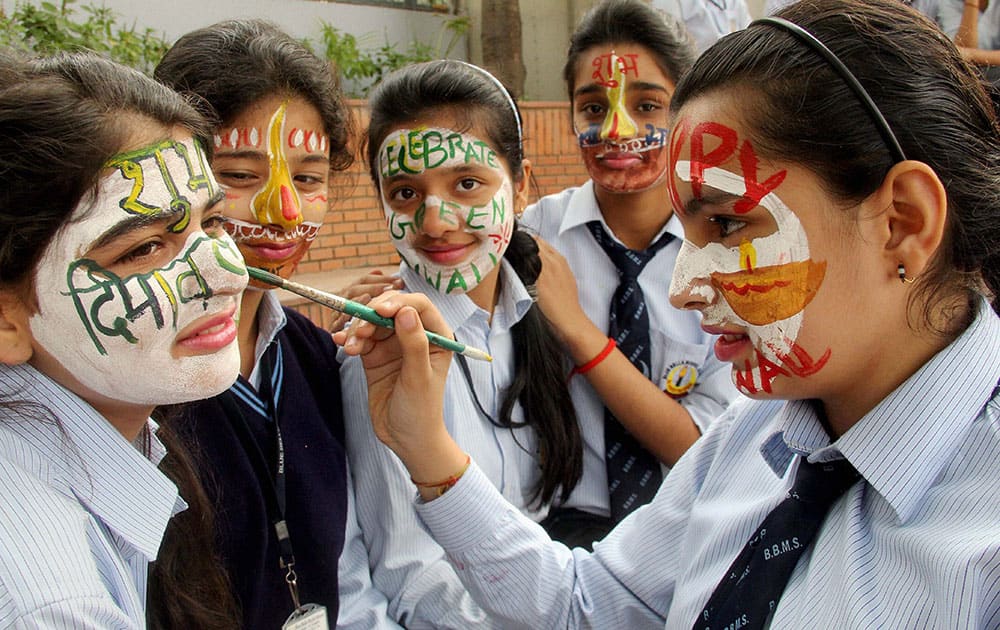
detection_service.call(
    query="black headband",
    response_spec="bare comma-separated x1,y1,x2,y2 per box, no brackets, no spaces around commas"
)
751,16,908,164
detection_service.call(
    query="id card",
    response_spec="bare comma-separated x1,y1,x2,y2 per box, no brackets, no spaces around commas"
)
283,603,329,630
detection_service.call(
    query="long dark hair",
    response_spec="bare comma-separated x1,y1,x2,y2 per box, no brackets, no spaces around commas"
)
563,0,696,100
672,0,1000,332
0,51,238,628
155,18,354,174
367,59,583,505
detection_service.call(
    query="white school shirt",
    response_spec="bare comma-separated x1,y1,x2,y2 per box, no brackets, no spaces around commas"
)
521,181,740,518
341,259,535,629
416,298,1000,629
651,0,752,53
0,362,183,629
249,290,400,630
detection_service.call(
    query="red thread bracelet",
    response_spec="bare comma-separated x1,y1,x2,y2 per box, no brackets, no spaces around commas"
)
411,454,472,497
568,338,616,380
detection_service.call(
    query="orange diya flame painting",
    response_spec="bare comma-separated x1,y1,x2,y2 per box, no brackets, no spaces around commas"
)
710,257,827,325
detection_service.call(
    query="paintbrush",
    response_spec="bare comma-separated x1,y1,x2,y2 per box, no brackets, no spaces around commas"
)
247,266,493,362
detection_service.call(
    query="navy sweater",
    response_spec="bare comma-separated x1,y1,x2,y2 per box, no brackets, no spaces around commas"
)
175,308,347,629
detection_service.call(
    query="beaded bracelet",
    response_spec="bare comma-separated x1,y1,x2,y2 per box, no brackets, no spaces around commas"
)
411,454,472,497
568,337,616,380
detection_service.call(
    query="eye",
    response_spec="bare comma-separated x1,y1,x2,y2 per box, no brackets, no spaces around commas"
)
294,173,327,187
636,101,662,114
456,178,481,193
215,171,261,187
390,186,419,203
115,240,164,266
581,102,606,117
708,215,747,238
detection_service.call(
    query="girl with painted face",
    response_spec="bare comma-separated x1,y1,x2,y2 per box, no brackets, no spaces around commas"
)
154,20,398,630
338,58,584,627
337,0,1000,627
0,52,247,628
521,0,740,545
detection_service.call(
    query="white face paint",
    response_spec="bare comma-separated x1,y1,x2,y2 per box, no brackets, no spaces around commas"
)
377,127,515,294
669,160,824,393
29,138,248,406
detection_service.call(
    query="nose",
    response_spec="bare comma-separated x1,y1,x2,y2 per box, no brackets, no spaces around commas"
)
418,196,460,238
669,240,715,312
252,171,302,231
252,100,302,231
599,53,638,142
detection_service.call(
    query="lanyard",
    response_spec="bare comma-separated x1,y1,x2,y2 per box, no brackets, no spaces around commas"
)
221,343,306,612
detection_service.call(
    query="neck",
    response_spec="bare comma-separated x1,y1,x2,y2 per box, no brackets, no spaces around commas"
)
238,288,265,379
100,405,154,442
820,299,969,438
466,263,503,318
592,180,672,250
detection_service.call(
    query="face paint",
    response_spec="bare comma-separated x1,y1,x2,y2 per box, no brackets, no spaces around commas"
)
252,101,302,230
669,159,830,395
213,96,331,286
223,218,322,281
377,127,515,294
573,47,673,194
29,138,248,406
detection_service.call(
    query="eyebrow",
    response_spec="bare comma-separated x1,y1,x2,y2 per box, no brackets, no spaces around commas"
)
381,163,494,184
87,211,180,253
296,154,331,167
87,190,226,253
214,149,267,162
573,81,672,100
214,150,330,167
682,190,744,217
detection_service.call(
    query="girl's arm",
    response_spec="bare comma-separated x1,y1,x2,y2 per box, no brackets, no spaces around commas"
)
340,352,499,628
534,237,701,466
334,292,677,628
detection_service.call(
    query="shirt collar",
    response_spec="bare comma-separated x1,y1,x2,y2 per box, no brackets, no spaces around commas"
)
400,258,534,332
248,290,288,387
0,362,181,561
760,298,1000,523
557,180,684,244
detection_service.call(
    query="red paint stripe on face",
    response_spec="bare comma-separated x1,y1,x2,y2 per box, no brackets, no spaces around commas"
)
280,185,299,221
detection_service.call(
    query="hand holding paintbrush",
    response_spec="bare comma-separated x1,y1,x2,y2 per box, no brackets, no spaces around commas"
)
247,267,492,362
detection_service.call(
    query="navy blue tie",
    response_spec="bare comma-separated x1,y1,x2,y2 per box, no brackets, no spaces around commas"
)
586,220,674,522
695,456,860,630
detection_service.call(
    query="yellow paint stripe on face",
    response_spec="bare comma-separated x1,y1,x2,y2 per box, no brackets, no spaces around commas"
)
739,239,757,272
251,101,303,230
600,52,639,141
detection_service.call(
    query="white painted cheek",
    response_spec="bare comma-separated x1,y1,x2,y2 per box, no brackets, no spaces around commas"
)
669,239,714,303
752,192,811,266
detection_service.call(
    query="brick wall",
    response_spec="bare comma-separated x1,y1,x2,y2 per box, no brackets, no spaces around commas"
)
286,99,591,328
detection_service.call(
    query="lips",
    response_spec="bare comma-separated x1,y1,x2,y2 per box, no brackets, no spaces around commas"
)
702,324,752,363
419,241,474,265
596,150,643,170
241,239,303,262
176,303,238,353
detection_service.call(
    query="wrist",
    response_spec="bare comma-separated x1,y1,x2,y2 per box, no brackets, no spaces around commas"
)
568,337,616,380
395,431,467,493
412,454,471,500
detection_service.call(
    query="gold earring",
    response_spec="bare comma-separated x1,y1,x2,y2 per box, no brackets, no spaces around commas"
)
897,263,915,284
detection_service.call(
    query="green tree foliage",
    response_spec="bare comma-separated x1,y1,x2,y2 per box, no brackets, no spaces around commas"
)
0,0,168,73
0,0,470,93
308,14,469,97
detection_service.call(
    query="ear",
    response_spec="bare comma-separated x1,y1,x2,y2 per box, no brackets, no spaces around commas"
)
0,290,34,365
514,158,533,217
871,160,947,281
